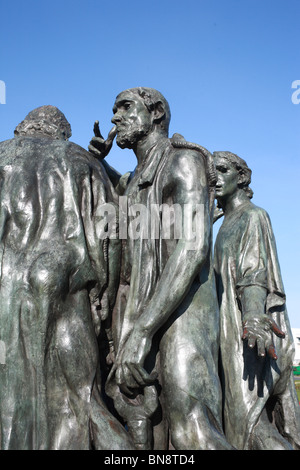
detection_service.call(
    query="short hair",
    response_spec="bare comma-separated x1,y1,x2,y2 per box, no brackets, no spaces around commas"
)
14,105,72,140
213,151,254,199
121,87,171,134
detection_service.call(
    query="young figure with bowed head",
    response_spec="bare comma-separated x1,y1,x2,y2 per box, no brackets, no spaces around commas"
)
213,151,300,450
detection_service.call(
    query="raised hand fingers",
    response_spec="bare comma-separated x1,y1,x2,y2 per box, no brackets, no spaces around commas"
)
88,140,102,156
106,125,117,144
89,123,116,160
93,120,104,139
102,126,117,155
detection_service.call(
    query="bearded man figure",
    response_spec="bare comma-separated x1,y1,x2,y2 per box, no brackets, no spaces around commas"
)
89,87,233,450
0,106,134,450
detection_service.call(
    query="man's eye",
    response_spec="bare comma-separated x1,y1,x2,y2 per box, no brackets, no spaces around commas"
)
217,167,227,173
123,103,131,110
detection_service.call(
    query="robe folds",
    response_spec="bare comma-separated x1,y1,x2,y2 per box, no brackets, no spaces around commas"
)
0,136,132,450
214,200,300,449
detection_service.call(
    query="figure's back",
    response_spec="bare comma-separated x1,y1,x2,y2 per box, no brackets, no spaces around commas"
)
0,135,125,450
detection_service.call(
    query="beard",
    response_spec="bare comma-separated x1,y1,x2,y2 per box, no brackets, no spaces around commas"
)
116,122,151,149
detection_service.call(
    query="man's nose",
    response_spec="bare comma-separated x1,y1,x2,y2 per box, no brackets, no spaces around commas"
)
216,174,222,186
111,113,121,124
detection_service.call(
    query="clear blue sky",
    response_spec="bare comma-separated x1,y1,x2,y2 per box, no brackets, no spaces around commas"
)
0,0,299,327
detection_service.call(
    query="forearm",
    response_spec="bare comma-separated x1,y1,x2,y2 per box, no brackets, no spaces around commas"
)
238,285,267,318
132,150,211,339
135,239,208,337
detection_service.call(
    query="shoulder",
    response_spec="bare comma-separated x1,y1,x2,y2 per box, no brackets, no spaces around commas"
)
0,138,16,157
243,202,271,222
59,140,91,159
0,137,36,166
51,140,105,171
170,133,207,161
0,138,14,148
238,202,273,235
168,134,216,188
166,134,208,176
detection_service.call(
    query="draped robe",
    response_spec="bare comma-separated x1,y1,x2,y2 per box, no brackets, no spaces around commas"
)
0,136,133,450
214,201,300,449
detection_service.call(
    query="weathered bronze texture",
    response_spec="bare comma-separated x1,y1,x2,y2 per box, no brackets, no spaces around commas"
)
0,93,299,451
0,106,134,450
213,151,300,450
90,88,233,450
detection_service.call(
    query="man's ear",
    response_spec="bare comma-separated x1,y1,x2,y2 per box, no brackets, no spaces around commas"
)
153,101,165,124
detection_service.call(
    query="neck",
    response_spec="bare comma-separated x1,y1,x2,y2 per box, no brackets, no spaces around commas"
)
218,189,250,215
133,128,167,166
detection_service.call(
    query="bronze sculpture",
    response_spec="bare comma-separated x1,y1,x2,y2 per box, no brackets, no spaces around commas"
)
0,93,298,451
0,106,134,450
213,151,300,450
89,87,233,450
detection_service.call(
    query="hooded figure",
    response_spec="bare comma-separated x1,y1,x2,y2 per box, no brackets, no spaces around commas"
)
0,106,133,450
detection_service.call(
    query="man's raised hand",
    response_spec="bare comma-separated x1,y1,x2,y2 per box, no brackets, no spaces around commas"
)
88,121,116,160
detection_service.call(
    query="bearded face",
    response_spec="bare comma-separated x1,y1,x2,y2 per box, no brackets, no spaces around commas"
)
112,92,153,149
115,119,152,149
